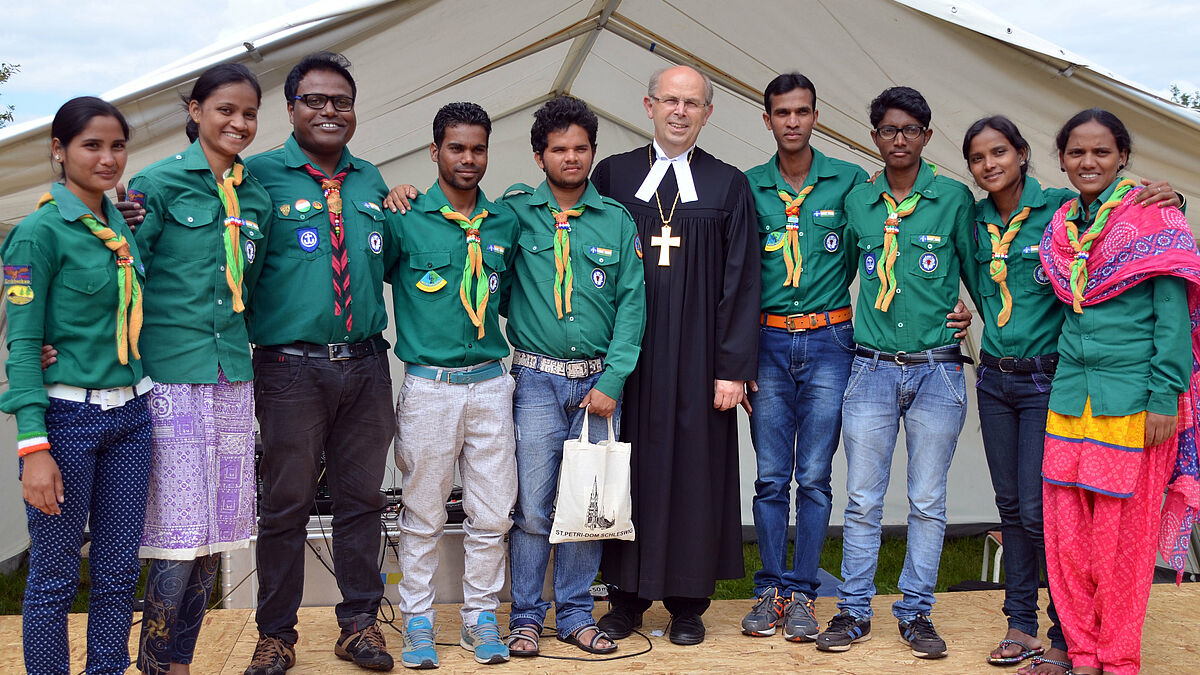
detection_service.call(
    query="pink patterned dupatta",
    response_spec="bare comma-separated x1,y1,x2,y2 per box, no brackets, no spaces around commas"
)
1040,186,1200,579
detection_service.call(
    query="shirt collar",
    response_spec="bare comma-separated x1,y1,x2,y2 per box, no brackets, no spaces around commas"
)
977,176,1048,225
870,160,939,204
753,146,838,192
180,139,247,176
423,180,494,218
49,182,119,225
282,134,356,174
1079,177,1124,223
528,179,605,211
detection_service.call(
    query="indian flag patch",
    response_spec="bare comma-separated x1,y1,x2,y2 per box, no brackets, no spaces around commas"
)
486,244,506,254
918,234,942,244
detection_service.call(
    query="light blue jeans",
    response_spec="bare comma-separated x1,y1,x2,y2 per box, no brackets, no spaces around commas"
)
836,351,967,621
508,364,620,638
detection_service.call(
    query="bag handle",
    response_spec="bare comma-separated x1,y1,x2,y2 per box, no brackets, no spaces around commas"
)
578,407,617,444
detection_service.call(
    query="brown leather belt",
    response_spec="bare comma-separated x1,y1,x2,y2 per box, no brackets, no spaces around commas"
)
761,307,852,332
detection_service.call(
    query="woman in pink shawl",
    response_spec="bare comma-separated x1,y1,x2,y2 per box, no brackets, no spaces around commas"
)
1040,108,1200,675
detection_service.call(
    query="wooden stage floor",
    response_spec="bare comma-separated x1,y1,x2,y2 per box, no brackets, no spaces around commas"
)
3,586,1198,673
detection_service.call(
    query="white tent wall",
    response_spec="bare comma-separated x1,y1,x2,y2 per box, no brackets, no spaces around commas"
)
2,0,1199,562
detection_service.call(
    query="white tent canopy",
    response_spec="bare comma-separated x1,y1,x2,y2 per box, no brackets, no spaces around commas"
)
2,0,1199,562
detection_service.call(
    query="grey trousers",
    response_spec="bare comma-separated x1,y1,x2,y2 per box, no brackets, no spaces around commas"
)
394,365,517,624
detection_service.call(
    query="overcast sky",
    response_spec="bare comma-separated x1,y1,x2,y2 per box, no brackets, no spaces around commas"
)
2,0,1198,125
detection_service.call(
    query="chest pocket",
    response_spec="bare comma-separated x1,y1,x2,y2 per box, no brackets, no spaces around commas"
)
238,220,265,268
353,200,387,255
518,235,555,282
60,267,112,296
482,249,507,296
909,234,949,279
582,242,619,293
1023,248,1054,293
857,235,883,280
811,209,846,254
157,202,217,262
408,250,453,302
281,214,327,261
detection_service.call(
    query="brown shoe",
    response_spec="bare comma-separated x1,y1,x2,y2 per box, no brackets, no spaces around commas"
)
335,623,395,671
244,633,296,675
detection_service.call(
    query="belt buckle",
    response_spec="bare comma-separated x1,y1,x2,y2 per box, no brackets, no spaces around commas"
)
97,387,125,410
565,361,588,379
893,351,908,365
784,313,812,332
998,357,1016,373
327,343,350,361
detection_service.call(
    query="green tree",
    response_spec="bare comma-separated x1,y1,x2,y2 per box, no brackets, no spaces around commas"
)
0,63,18,127
1170,83,1200,111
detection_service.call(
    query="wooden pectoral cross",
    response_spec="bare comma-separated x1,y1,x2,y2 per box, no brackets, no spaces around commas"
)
650,223,681,266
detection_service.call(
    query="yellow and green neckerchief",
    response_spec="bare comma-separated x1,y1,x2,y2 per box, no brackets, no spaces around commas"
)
215,163,247,313
776,186,814,287
875,163,938,312
550,205,584,318
440,205,490,338
985,206,1032,327
1063,178,1137,313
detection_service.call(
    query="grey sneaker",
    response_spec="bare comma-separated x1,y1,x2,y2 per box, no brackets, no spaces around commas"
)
815,611,872,652
898,614,947,659
783,595,820,642
740,587,790,637
460,611,509,664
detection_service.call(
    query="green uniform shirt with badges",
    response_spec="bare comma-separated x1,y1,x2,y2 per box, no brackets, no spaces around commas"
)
844,162,978,353
388,180,520,367
129,140,273,384
745,148,868,315
499,180,646,399
0,183,146,439
1048,179,1191,418
967,177,1075,359
244,135,396,346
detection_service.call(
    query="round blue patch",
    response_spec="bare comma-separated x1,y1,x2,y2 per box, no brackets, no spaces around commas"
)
1034,264,1050,285
634,234,643,259
824,232,839,252
369,231,383,254
297,227,319,252
244,239,256,263
488,272,499,294
592,268,606,288
919,252,938,273
864,252,877,276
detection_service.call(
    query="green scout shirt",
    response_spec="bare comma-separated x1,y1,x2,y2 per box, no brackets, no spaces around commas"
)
244,135,397,346
388,180,520,367
844,162,977,353
968,177,1076,358
130,140,272,383
1048,179,1191,418
745,148,868,315
0,183,146,440
499,180,646,399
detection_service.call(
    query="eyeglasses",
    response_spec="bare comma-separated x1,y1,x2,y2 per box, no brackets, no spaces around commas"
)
650,95,706,113
293,93,355,112
875,125,926,141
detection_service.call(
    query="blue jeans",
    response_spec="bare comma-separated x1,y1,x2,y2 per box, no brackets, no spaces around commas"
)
838,352,967,620
23,396,152,675
747,322,855,599
508,365,620,638
976,361,1066,651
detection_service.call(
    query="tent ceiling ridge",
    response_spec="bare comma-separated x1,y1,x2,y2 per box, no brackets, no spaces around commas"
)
551,0,623,96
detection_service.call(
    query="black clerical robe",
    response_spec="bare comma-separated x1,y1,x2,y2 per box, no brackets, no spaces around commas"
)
593,145,761,599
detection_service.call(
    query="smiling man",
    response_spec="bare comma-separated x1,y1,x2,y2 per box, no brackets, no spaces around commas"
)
591,64,761,646
242,52,397,675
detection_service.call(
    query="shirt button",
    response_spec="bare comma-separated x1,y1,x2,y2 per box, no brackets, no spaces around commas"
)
468,343,473,349
220,266,226,272
187,217,194,223
797,232,804,237
569,316,575,322
897,322,904,328
427,263,433,269
215,332,221,338
598,258,605,262
570,347,577,352
175,154,182,159
896,288,902,294
218,299,223,305
793,301,800,306
532,246,538,251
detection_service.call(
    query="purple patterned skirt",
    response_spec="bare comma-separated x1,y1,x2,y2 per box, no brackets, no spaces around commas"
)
139,370,256,559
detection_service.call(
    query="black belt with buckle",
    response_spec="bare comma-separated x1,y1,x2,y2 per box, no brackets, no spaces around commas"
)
979,351,1058,374
855,345,973,365
259,335,389,361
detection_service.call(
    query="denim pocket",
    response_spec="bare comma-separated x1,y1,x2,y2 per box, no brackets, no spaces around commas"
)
936,363,967,406
842,357,871,402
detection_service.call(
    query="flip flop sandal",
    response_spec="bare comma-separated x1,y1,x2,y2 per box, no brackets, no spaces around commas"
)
558,625,618,655
1020,656,1073,675
506,624,541,657
987,638,1046,665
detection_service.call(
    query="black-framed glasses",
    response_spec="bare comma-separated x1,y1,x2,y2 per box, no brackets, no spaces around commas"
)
875,125,926,141
650,95,706,113
293,93,355,112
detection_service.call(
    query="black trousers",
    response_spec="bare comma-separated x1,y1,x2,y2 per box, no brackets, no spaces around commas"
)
607,587,711,617
252,347,395,642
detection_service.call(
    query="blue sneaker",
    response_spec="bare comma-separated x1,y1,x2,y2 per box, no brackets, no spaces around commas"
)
460,611,510,664
401,616,438,669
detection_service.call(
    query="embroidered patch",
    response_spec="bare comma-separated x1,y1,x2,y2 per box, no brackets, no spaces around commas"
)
634,234,643,259
864,252,877,275
295,199,311,213
589,246,613,256
6,285,34,305
368,232,383,254
363,202,381,212
764,231,786,252
486,244,506,254
812,209,838,218
297,227,320,252
416,270,446,292
592,268,606,288
1034,264,1051,285
919,252,939,273
918,234,942,244
488,272,500,294
4,265,32,285
244,240,256,263
1023,244,1040,254
127,188,146,206
824,232,840,252
279,204,291,216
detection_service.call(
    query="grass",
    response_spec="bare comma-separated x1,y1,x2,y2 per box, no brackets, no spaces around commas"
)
0,535,988,614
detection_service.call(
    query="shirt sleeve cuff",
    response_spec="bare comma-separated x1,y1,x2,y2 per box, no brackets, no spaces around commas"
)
1148,391,1181,417
17,434,50,457
593,371,625,401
